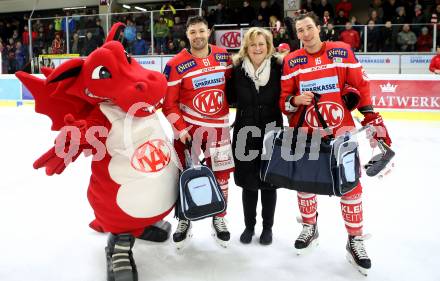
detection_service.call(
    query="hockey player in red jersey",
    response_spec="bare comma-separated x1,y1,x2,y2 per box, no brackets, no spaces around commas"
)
280,12,392,275
162,16,234,249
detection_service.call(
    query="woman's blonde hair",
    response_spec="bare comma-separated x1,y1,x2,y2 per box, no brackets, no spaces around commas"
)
233,27,275,65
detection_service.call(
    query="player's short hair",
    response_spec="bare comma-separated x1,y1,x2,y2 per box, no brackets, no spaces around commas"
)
294,12,320,27
186,16,209,29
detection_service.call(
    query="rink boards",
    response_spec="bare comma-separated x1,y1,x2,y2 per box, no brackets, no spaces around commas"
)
1,73,440,121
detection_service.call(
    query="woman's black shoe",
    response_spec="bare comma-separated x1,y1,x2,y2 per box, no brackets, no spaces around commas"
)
240,228,255,244
259,228,273,245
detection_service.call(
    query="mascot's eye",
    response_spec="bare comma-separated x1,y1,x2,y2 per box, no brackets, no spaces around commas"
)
92,66,112,80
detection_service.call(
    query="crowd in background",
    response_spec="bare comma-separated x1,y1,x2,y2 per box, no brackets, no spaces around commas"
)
1,0,440,74
304,0,440,52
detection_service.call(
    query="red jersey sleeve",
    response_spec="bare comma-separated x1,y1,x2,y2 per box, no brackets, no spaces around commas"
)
162,61,189,136
280,53,300,115
344,46,372,109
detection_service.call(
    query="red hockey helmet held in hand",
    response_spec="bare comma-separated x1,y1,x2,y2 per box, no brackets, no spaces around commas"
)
341,84,361,111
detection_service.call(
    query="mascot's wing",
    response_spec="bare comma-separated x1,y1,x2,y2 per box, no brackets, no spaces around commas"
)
15,59,92,131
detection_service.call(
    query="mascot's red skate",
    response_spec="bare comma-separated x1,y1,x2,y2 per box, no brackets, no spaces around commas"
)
15,23,179,281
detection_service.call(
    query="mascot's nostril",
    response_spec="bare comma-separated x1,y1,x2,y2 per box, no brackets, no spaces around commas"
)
135,83,145,92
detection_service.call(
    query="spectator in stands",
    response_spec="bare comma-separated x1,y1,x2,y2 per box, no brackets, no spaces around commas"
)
269,15,282,38
22,25,36,61
397,23,417,51
177,38,187,52
336,0,352,18
7,50,18,74
251,14,266,27
0,42,7,74
33,30,46,56
61,11,76,35
160,3,177,28
165,40,179,54
54,15,62,32
273,27,296,50
302,0,318,13
366,20,381,52
51,32,64,54
350,15,363,38
47,24,56,46
432,4,440,46
321,22,338,41
15,41,25,70
133,32,148,55
258,0,271,26
334,9,349,28
381,20,396,51
124,19,137,53
316,0,334,18
240,0,256,24
82,31,99,56
321,10,332,26
154,17,169,54
368,9,383,24
171,16,186,41
369,0,384,20
416,26,433,52
429,46,440,74
214,2,229,24
70,32,83,54
269,0,283,21
383,0,399,22
393,6,407,24
339,21,360,51
412,4,428,36
95,19,106,46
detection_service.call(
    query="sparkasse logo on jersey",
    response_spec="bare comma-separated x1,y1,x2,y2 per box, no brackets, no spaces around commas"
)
192,72,225,90
193,89,224,115
131,139,171,173
305,102,344,129
299,76,340,94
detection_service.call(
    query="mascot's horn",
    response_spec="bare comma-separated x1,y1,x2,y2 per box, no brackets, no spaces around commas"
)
105,22,126,43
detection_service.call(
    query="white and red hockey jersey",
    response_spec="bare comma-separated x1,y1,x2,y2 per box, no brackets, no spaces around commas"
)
280,41,372,134
162,45,232,133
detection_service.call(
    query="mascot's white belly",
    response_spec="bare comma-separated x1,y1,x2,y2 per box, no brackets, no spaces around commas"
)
100,103,178,218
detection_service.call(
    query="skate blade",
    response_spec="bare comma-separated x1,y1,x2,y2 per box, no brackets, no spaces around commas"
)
296,239,319,256
211,226,229,248
346,252,369,276
174,229,193,251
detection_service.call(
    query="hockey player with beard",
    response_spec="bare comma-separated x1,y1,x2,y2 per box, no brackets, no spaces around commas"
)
162,16,234,249
280,12,392,276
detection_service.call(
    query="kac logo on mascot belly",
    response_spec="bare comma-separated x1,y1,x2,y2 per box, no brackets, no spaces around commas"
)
131,139,171,173
305,102,344,129
220,32,241,48
193,89,224,115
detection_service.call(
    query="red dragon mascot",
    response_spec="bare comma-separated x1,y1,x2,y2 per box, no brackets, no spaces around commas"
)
15,23,179,281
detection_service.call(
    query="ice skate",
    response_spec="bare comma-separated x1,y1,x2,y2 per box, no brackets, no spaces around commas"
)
212,216,230,248
294,217,319,255
346,235,372,276
173,219,192,250
105,233,138,281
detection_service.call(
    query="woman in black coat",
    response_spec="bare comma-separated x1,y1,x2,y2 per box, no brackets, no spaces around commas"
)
227,27,284,245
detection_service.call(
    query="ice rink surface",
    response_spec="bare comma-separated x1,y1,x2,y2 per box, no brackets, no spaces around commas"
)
0,106,439,281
